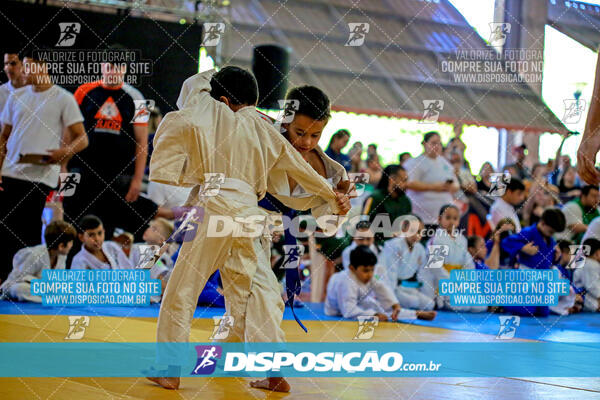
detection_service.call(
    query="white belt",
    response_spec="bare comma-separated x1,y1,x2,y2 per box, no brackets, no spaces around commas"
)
212,177,258,205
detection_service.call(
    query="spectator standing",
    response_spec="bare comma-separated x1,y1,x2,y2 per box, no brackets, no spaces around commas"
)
0,51,26,118
325,129,351,171
0,50,87,280
404,131,458,235
63,45,158,243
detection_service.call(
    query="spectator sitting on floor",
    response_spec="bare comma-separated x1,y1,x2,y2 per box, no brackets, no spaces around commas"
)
0,221,77,302
551,239,584,315
71,215,132,270
325,245,436,321
501,208,566,317
362,164,411,244
341,221,379,270
489,178,525,232
573,238,600,313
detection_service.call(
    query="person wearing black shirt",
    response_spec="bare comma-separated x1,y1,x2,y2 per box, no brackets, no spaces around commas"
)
63,54,156,244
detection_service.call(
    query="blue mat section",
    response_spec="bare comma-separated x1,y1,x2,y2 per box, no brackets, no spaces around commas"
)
408,310,600,343
1,300,599,343
0,300,341,320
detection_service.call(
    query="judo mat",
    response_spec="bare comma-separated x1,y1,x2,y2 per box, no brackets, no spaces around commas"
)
1,300,599,343
2,300,600,399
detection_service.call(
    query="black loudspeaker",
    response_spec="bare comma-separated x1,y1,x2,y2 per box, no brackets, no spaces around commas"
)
252,44,290,109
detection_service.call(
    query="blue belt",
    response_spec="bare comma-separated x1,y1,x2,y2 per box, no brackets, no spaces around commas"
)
259,194,307,333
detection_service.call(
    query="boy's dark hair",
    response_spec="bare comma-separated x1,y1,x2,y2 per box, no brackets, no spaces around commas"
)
3,46,24,58
583,238,600,257
350,245,377,268
557,239,573,253
78,215,103,233
467,235,483,249
44,221,77,250
540,208,566,233
285,85,330,121
376,164,404,191
581,185,599,197
439,204,459,217
399,152,411,161
210,66,258,106
423,131,440,143
506,178,525,192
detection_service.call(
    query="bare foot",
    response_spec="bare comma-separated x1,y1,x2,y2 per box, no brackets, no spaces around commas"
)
147,376,180,390
416,311,436,321
250,377,291,392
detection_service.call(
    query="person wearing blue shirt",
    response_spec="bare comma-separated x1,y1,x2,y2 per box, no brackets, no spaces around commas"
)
325,129,351,171
468,235,497,270
501,208,566,317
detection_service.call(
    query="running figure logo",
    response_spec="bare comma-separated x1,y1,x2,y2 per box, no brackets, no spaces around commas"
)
192,345,223,375
202,23,225,46
348,172,370,196
56,23,81,47
131,100,155,124
488,172,511,197
354,315,379,340
199,173,225,197
562,99,587,124
345,23,370,46
210,316,234,340
176,206,205,243
58,173,81,197
488,22,510,48
276,99,300,124
282,245,304,269
426,245,449,269
65,316,90,340
420,100,444,123
138,245,160,268
567,245,591,270
496,315,520,339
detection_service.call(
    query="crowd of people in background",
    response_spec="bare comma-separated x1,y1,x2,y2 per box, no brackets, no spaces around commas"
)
319,126,599,318
1,49,599,322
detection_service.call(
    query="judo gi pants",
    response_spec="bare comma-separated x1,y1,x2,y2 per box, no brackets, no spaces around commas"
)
396,286,435,310
5,282,41,303
156,195,285,366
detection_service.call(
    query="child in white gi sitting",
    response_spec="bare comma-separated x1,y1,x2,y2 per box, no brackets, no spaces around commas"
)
71,215,132,270
419,204,486,312
574,238,600,312
379,216,434,310
0,221,77,302
325,245,435,321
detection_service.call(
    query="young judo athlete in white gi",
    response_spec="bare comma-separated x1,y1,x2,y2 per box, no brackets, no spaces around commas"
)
146,66,350,392
379,216,435,310
0,221,76,302
71,215,132,270
419,204,487,312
